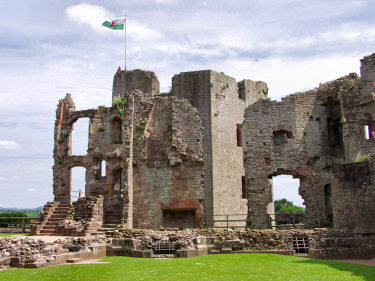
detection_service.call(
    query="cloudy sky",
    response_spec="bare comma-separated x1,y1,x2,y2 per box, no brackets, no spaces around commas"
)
0,0,374,208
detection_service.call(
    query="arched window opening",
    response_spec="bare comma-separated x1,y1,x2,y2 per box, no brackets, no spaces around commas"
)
101,160,106,177
272,175,304,226
273,130,292,146
71,118,90,155
71,166,86,201
111,118,123,144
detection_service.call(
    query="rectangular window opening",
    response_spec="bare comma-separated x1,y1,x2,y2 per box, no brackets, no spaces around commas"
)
364,125,370,140
241,176,246,199
236,124,242,147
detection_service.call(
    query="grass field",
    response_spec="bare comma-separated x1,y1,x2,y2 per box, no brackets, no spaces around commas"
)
0,233,29,237
1,253,374,280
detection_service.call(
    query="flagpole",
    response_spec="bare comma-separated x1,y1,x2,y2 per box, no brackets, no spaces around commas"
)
124,15,127,72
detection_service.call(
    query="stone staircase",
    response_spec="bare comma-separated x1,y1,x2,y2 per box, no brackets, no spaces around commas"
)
96,208,122,234
39,203,71,235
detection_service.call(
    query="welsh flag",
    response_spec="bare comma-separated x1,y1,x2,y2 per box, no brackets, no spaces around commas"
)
102,19,125,30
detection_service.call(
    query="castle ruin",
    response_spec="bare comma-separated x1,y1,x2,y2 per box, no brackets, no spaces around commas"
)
32,53,375,236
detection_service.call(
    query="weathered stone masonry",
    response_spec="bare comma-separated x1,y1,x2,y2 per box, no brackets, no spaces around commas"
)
34,70,206,234
242,53,375,230
33,53,375,236
172,70,267,221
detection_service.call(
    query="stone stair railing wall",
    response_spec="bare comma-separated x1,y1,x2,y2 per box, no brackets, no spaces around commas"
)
30,201,59,235
56,196,104,236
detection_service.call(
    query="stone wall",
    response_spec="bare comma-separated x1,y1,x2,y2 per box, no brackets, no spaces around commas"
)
331,159,375,233
50,71,204,230
242,53,375,231
172,70,267,223
112,69,159,100
106,228,375,259
0,236,106,270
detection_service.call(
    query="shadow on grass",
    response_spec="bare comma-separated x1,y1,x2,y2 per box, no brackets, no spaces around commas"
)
293,257,375,281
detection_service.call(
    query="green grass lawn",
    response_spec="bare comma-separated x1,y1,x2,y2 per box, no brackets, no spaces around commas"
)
0,233,28,237
1,253,374,281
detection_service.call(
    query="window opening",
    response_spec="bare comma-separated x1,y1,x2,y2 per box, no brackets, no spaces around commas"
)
101,160,106,177
71,118,90,155
364,125,370,140
324,184,333,226
236,124,242,147
272,175,304,226
241,176,246,199
273,130,292,146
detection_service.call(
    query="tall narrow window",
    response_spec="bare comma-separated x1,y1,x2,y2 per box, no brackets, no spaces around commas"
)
324,184,333,226
101,160,106,177
364,125,371,140
241,176,246,199
236,124,242,147
71,118,90,155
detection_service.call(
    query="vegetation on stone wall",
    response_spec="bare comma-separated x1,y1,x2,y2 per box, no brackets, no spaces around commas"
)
113,96,131,135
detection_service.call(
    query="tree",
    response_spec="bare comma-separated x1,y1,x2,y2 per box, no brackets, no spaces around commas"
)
274,199,305,225
274,199,294,213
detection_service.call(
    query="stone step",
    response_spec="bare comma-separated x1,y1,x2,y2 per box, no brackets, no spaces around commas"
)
50,214,66,218
48,218,63,221
42,225,56,230
66,258,82,264
53,210,69,213
40,229,55,234
102,224,118,228
45,221,58,226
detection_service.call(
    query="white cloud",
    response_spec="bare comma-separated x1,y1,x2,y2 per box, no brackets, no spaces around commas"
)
0,140,20,150
0,176,17,182
65,3,111,31
154,0,179,3
65,3,163,41
27,187,37,192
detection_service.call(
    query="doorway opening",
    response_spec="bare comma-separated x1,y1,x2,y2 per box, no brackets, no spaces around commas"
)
71,118,90,155
272,175,304,226
71,166,86,202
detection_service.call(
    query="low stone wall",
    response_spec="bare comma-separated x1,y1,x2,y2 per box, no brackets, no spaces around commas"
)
0,236,106,270
106,228,375,259
2,229,375,270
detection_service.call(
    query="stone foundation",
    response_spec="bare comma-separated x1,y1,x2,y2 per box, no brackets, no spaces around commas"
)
2,229,375,270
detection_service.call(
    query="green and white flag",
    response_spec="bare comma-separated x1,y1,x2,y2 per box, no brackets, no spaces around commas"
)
102,19,125,30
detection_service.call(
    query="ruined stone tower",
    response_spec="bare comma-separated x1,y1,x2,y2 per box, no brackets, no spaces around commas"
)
171,71,268,222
